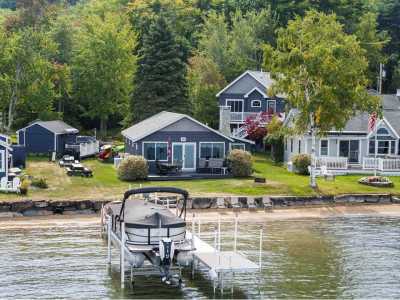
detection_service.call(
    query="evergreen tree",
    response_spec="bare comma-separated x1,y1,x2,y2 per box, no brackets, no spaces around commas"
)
131,14,190,122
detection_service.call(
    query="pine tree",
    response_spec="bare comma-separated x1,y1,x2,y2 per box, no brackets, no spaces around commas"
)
131,15,190,122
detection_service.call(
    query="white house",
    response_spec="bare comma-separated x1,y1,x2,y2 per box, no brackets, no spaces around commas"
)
284,93,400,174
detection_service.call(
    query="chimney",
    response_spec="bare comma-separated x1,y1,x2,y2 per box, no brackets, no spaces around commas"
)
219,106,232,137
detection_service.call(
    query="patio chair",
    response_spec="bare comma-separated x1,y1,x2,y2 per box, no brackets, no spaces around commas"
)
0,177,8,191
209,158,224,174
12,177,21,192
198,158,208,173
321,165,335,181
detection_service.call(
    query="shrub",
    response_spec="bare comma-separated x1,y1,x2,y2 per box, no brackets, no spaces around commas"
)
118,155,148,181
226,149,253,177
31,177,48,189
292,154,311,175
19,180,29,195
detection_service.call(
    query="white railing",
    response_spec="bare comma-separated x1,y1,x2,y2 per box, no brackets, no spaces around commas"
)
362,157,400,171
378,158,400,171
80,140,100,158
363,157,378,170
316,156,348,170
230,112,244,122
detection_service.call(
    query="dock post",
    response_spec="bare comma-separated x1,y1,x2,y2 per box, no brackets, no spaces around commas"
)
218,216,221,251
121,222,126,289
259,228,263,271
107,217,111,265
234,217,238,252
214,230,218,253
198,218,201,238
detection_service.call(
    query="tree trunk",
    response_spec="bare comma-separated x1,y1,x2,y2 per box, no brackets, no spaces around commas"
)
100,117,107,138
309,113,317,188
6,64,21,131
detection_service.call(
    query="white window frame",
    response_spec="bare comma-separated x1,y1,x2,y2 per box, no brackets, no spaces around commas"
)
251,100,261,108
320,139,329,156
199,142,226,159
230,143,245,151
225,99,244,112
0,150,4,172
142,142,169,162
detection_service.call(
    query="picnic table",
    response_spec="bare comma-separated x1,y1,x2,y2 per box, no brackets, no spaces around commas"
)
66,163,93,177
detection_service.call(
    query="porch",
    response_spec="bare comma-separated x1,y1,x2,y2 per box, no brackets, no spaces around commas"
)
315,156,400,175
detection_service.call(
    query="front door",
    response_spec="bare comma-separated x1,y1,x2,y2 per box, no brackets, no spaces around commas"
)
339,140,360,164
172,143,196,171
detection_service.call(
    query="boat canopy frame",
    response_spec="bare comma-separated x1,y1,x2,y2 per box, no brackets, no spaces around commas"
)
118,187,189,224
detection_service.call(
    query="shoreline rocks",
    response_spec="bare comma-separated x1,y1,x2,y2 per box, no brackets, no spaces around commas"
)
0,193,397,217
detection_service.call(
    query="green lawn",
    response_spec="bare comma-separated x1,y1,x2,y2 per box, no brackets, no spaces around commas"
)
1,154,400,201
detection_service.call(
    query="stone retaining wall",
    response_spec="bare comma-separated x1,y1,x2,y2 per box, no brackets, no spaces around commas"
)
0,194,397,217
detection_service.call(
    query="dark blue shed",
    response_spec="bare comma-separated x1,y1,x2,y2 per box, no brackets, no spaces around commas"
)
122,111,254,173
17,120,79,155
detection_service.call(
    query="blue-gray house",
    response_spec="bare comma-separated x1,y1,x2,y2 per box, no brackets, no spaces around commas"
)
217,70,286,138
17,120,79,155
122,111,253,173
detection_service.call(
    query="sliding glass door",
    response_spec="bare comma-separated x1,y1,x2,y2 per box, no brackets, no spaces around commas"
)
339,140,360,164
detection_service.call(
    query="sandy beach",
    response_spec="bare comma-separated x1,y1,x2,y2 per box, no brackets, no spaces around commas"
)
1,203,400,229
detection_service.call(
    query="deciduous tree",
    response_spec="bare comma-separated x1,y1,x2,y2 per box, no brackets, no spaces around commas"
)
264,10,379,187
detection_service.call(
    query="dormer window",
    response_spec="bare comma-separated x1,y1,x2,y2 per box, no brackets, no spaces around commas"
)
377,127,389,135
251,100,261,108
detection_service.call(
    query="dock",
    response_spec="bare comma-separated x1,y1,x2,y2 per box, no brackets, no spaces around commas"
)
101,206,263,296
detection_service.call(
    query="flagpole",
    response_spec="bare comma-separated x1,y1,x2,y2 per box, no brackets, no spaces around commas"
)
374,120,378,177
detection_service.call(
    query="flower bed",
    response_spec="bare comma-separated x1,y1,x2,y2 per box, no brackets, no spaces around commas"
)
358,176,394,188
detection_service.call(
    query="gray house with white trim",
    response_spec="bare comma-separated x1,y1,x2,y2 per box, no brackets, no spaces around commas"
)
284,94,400,174
122,111,253,173
217,70,286,137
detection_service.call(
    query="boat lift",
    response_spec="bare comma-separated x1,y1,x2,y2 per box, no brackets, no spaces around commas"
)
101,204,263,295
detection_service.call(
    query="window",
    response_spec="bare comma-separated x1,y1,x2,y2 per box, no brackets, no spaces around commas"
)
230,143,245,151
251,100,261,108
369,140,375,154
378,141,390,154
200,143,225,159
298,140,301,153
391,141,396,154
290,139,293,153
320,140,329,156
267,100,276,114
377,127,389,135
143,142,168,161
0,150,4,172
226,100,243,112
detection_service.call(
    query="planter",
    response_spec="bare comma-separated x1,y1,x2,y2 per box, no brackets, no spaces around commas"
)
358,176,394,188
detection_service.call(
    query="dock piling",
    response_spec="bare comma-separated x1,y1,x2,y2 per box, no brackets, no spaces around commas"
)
121,222,125,289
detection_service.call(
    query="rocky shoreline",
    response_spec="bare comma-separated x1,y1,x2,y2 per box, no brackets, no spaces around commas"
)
0,193,399,218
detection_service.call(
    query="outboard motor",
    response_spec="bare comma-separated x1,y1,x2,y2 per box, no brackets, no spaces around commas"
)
159,238,175,284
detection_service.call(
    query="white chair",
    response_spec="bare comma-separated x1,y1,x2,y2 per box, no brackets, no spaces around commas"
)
321,165,335,181
12,177,21,192
0,177,8,191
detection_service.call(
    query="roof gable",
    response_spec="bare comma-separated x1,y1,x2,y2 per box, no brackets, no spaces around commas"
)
216,71,271,97
18,120,78,134
244,87,267,98
122,111,233,142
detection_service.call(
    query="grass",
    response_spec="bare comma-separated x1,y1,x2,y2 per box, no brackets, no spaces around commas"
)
1,154,400,201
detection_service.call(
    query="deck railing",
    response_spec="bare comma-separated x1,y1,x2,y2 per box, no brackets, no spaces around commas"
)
362,157,378,170
316,156,348,170
363,157,400,171
80,140,100,158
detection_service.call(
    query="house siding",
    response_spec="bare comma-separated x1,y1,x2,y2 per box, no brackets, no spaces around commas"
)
24,124,55,154
0,144,7,178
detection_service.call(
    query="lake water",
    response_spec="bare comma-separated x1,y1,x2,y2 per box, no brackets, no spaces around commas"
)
0,214,399,299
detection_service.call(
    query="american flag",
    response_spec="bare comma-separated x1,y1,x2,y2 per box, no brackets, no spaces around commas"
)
368,112,377,132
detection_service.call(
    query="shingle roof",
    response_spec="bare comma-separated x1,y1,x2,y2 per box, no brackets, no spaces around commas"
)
19,120,79,134
247,71,275,88
122,111,233,142
285,94,400,136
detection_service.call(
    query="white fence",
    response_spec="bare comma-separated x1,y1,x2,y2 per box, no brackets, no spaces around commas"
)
362,157,378,170
80,141,100,158
316,157,348,170
363,157,400,171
